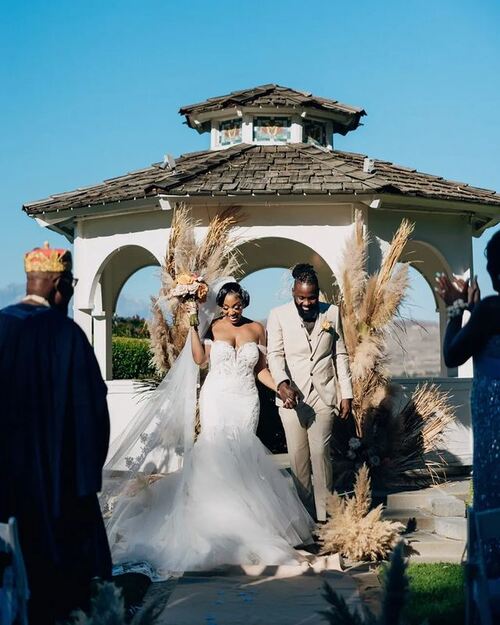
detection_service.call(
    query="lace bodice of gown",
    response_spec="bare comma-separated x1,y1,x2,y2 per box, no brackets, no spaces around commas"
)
200,340,261,437
208,340,260,385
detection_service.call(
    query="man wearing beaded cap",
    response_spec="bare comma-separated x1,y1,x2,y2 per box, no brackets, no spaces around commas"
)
0,243,111,625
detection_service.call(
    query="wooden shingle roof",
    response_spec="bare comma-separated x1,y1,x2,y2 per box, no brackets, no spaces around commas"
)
23,143,500,216
179,84,366,134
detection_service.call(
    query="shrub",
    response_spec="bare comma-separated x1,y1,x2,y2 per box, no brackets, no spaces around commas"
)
112,337,156,380
112,315,150,339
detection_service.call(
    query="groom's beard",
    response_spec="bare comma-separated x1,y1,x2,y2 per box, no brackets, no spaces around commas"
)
295,302,319,322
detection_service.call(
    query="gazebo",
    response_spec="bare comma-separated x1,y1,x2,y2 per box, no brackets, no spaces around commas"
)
23,84,500,462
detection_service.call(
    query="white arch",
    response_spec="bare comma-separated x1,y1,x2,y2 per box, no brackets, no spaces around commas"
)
234,236,338,299
88,244,162,314
76,244,161,380
402,239,454,376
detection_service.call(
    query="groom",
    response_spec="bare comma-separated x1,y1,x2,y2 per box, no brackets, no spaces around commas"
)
267,264,353,522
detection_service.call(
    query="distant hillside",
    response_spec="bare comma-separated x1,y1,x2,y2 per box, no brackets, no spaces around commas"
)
387,320,441,377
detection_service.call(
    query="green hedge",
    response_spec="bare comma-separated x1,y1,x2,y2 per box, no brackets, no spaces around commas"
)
112,337,156,380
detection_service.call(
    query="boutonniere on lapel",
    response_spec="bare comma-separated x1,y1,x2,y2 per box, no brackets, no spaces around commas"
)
321,319,334,334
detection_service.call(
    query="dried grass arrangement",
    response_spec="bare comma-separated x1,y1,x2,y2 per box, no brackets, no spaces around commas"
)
333,210,455,487
319,464,404,562
148,204,241,375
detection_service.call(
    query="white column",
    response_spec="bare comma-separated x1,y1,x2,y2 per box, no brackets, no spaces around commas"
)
458,310,474,377
74,308,93,343
93,312,111,380
326,121,334,150
92,282,113,380
291,116,302,143
438,305,450,376
242,114,253,144
72,218,95,343
210,120,219,149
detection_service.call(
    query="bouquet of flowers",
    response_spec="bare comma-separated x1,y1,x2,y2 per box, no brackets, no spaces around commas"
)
148,205,241,374
167,272,209,327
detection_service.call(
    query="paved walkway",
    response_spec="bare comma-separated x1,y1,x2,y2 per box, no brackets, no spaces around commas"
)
141,556,367,625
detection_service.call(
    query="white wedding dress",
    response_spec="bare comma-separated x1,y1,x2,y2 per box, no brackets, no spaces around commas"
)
107,339,314,577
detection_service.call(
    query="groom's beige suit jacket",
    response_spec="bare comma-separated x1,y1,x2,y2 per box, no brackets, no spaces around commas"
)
267,301,353,407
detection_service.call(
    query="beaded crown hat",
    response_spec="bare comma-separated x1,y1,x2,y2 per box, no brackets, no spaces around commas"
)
24,242,72,273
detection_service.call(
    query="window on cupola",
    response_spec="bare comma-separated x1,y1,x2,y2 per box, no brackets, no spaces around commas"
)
219,119,242,146
303,119,327,146
253,117,291,143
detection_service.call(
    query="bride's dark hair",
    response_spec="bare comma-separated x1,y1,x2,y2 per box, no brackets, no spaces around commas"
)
216,282,250,308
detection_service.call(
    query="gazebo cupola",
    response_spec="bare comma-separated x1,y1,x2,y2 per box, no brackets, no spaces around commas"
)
179,84,366,151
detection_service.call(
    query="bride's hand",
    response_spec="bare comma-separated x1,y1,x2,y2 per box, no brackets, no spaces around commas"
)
186,299,200,328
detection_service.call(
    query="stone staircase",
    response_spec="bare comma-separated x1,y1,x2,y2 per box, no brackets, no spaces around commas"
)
382,479,470,563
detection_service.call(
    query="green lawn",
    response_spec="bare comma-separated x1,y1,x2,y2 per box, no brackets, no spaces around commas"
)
404,563,465,625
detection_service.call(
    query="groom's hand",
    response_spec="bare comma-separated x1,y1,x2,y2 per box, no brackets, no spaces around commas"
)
339,399,352,420
277,381,298,409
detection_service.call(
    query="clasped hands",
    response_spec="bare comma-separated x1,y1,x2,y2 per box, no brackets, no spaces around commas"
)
277,381,352,419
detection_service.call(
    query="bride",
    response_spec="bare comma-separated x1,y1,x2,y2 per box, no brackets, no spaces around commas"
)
106,281,314,577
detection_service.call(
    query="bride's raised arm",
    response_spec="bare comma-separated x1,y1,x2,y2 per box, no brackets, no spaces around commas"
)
190,324,209,366
254,323,277,392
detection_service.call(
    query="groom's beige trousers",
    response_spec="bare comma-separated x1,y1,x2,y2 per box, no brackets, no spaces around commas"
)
279,387,335,522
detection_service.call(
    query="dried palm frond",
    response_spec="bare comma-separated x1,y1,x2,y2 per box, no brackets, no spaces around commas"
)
147,204,242,374
318,540,408,625
70,581,125,624
319,581,369,625
193,207,242,284
371,264,409,329
319,465,404,562
392,383,456,476
375,219,414,298
148,296,173,375
378,540,409,625
333,212,455,488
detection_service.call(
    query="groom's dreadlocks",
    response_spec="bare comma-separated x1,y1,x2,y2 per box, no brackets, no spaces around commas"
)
292,263,319,289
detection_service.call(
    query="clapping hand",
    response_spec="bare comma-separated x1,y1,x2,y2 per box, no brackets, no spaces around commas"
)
435,273,480,309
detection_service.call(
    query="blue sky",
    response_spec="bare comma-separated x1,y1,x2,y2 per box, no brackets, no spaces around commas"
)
1,0,499,320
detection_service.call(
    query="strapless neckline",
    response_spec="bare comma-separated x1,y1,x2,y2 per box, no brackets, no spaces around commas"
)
212,340,258,352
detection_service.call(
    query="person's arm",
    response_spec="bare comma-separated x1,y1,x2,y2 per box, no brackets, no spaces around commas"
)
332,307,353,418
443,300,493,367
254,323,277,391
190,324,208,366
435,274,491,368
266,309,297,407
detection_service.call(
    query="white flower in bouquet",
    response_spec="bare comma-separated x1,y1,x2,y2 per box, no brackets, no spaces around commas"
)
167,273,209,326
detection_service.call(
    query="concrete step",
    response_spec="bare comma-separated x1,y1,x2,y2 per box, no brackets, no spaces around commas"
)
386,490,434,510
430,495,466,518
386,485,468,517
433,516,467,541
382,508,436,532
405,531,465,563
431,479,471,503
